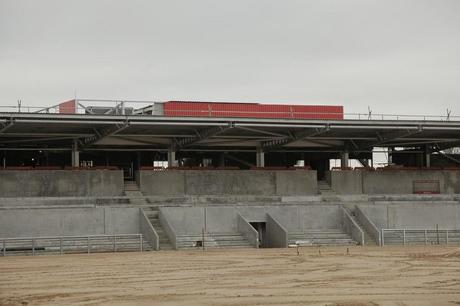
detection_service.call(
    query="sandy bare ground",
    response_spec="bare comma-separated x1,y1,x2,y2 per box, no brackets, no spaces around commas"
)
1,246,460,306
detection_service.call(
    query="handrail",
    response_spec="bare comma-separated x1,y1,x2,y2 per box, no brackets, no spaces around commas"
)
158,209,177,250
381,228,460,246
0,102,458,122
354,206,382,246
1,233,144,256
341,207,364,246
140,209,160,251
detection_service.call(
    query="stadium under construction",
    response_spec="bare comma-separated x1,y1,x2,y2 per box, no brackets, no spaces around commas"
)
1,99,460,254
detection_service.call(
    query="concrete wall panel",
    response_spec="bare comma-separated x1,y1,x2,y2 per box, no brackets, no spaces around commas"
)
159,207,204,235
0,207,140,238
206,207,237,233
0,170,123,197
328,171,363,194
139,170,317,196
301,205,342,229
275,171,318,195
139,171,185,195
327,170,460,195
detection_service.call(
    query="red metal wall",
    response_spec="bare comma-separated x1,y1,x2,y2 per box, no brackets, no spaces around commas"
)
58,99,76,114
163,101,343,119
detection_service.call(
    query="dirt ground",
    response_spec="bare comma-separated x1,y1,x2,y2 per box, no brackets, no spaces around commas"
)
1,246,460,306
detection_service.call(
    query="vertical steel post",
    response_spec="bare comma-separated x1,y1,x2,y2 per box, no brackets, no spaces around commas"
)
424,230,427,245
114,236,117,252
436,224,440,245
381,229,385,246
87,237,90,254
60,238,63,255
140,234,143,252
403,229,406,245
113,236,116,252
32,239,35,256
256,146,265,167
446,230,449,245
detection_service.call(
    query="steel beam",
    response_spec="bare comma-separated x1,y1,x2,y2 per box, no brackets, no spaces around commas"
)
261,126,330,151
80,121,130,147
176,123,234,148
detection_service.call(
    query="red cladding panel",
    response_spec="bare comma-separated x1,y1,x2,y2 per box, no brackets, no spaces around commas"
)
58,99,76,114
163,101,343,120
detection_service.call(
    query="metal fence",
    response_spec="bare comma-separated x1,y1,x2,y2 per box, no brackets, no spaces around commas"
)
0,100,457,121
0,234,144,256
381,229,460,246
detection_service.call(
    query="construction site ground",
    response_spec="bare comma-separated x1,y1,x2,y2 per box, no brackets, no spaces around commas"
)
1,246,460,306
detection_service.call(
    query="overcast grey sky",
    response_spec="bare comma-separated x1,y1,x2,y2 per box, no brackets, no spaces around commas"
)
1,0,459,115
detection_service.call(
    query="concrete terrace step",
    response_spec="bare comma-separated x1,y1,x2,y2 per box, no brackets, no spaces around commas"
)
288,229,357,246
142,208,174,251
175,233,252,249
1,237,151,256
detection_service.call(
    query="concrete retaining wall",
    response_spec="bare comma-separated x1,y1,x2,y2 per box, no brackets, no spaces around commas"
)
0,170,124,197
327,170,460,194
358,203,460,230
266,213,288,248
0,207,140,238
139,170,318,196
159,205,344,239
237,213,259,248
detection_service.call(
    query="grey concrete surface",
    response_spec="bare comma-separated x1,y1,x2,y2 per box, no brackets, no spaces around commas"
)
266,213,288,248
139,209,159,250
139,170,317,196
0,170,124,197
237,213,259,248
354,205,382,245
159,209,178,249
0,207,140,238
327,170,460,195
341,207,364,245
358,203,460,229
158,205,346,248
328,171,363,194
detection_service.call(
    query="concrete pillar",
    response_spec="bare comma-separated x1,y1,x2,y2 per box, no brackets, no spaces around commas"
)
425,145,431,168
256,147,265,167
340,151,349,168
71,140,80,167
388,147,393,165
168,144,176,167
218,153,225,167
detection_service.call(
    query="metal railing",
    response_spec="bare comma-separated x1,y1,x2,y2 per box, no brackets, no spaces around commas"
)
341,207,365,246
0,234,144,256
381,229,460,246
0,100,458,121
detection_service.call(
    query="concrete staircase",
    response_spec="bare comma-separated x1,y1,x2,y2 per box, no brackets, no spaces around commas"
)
143,206,174,250
288,229,357,246
175,233,252,249
317,180,336,196
348,208,378,246
124,181,148,205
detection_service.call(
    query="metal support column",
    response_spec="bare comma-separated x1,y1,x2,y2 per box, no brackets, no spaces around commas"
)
425,145,431,168
256,146,265,167
387,147,393,165
218,153,225,167
168,143,176,168
340,151,349,168
71,139,80,167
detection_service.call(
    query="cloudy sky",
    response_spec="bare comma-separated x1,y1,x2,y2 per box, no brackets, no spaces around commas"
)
1,0,459,116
